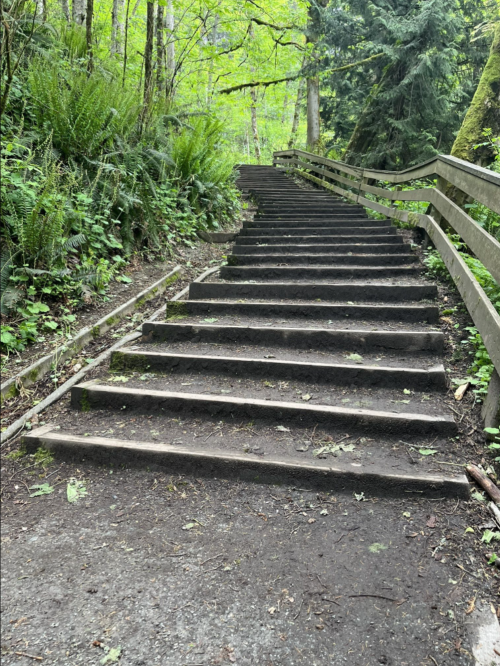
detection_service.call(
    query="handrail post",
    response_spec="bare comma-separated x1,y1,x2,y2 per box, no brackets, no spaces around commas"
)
483,369,500,436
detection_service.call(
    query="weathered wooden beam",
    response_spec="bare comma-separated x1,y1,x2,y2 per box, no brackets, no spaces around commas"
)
437,157,500,216
274,150,500,214
357,184,500,285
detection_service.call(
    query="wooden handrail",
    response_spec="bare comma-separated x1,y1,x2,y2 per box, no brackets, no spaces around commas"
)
272,148,500,424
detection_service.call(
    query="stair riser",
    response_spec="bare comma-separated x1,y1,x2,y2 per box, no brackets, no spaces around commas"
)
165,300,440,323
234,244,412,254
240,228,397,236
235,235,405,245
220,266,421,279
256,211,369,217
21,431,469,499
70,385,456,437
111,351,446,391
246,220,387,228
189,282,437,302
227,254,418,266
142,322,444,353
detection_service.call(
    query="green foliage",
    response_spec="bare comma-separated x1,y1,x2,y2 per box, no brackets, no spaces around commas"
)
423,232,499,401
29,60,141,159
321,0,493,168
0,9,241,359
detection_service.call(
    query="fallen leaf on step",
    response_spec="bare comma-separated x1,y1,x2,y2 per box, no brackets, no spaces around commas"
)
454,382,469,401
275,425,290,432
426,515,437,528
101,646,122,664
346,353,363,363
465,596,476,614
302,394,311,401
182,523,196,531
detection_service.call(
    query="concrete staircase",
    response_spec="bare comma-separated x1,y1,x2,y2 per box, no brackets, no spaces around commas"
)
23,165,469,498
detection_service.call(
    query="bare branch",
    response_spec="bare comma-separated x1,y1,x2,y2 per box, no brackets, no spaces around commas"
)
218,52,385,95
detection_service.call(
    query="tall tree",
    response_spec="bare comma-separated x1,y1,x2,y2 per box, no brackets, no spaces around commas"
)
111,0,124,55
85,0,93,71
143,0,155,106
72,0,86,25
450,21,500,166
61,0,70,22
165,0,175,98
156,3,165,89
288,78,305,148
305,0,329,151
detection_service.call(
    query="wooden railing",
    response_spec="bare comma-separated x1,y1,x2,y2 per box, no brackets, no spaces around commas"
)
273,149,500,429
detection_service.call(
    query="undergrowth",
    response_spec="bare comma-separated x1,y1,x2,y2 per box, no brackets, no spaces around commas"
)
0,27,240,360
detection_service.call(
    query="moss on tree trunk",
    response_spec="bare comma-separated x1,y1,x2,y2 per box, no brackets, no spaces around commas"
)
450,22,500,166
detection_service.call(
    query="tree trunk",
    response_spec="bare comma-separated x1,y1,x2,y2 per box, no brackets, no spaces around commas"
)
306,75,320,151
439,24,500,212
305,0,328,152
288,77,305,149
206,14,219,106
111,0,124,55
122,0,131,86
156,4,165,90
111,0,118,54
72,0,86,25
250,87,261,162
450,23,500,166
143,0,155,106
61,0,70,22
165,0,175,99
131,0,141,17
86,0,93,71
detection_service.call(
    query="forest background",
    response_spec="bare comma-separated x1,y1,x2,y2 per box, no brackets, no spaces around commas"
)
1,0,499,396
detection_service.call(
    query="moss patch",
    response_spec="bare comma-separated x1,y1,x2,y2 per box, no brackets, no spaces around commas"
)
166,301,189,319
80,388,91,412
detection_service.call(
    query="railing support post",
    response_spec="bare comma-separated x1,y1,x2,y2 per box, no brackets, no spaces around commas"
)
482,369,500,436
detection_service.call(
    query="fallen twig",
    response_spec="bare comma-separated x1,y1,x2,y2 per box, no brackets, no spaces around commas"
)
316,574,327,589
455,563,480,579
334,526,360,544
200,553,224,566
322,596,341,607
466,464,500,505
348,594,406,605
15,653,43,661
293,597,304,620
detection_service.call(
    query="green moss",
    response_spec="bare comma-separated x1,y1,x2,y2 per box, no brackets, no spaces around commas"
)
106,316,119,327
28,367,40,382
135,297,146,308
34,446,54,467
166,301,189,319
5,448,26,461
227,255,239,266
91,325,100,339
110,351,148,372
80,388,91,412
165,273,180,286
451,24,500,163
109,351,125,372
1,383,19,404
